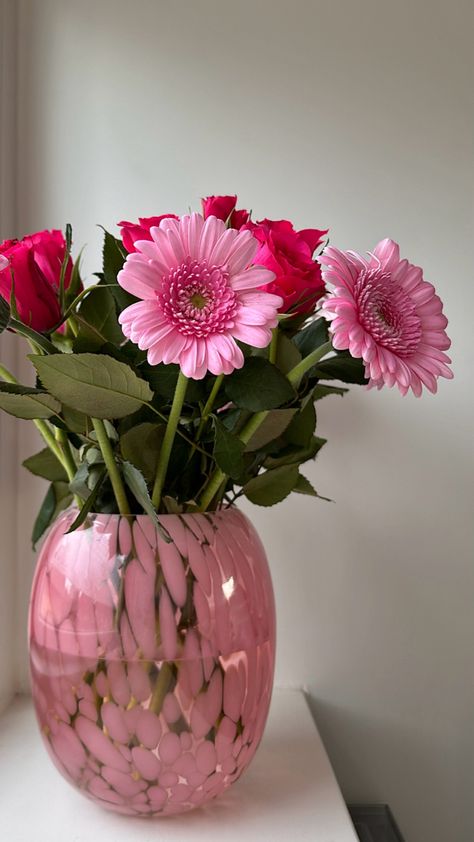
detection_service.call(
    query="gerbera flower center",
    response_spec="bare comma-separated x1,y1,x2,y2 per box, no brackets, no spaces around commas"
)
158,257,238,337
355,268,422,357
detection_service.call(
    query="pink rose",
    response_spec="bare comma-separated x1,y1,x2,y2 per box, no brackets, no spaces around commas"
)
0,229,72,331
243,218,327,315
201,195,250,229
119,215,179,253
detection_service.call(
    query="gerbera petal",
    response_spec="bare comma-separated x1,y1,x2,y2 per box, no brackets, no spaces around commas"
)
231,267,276,291
208,228,239,267
199,216,223,260
226,231,259,273
372,238,400,271
149,226,181,269
231,323,272,347
180,213,206,256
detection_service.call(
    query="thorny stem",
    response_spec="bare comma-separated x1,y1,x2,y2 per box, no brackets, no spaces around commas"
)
92,417,130,516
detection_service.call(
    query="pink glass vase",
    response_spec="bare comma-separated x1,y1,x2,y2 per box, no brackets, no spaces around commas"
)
28,508,276,816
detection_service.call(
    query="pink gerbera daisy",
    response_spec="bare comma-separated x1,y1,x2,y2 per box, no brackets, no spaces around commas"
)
320,239,452,396
118,213,282,380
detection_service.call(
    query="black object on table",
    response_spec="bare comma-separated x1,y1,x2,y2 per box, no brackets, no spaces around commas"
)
348,804,405,842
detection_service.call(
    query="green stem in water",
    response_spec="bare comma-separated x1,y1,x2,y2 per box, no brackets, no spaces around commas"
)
91,417,130,516
151,371,188,510
198,340,334,511
269,327,279,365
196,373,224,441
149,662,174,716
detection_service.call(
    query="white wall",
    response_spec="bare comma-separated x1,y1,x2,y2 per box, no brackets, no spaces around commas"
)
13,1,474,840
0,0,18,714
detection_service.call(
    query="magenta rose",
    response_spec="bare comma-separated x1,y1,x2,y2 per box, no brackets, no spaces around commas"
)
201,195,250,229
243,218,327,316
0,229,72,331
119,215,179,253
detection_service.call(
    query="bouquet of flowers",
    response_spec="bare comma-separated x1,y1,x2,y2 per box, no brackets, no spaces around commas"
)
2,194,452,816
0,194,452,541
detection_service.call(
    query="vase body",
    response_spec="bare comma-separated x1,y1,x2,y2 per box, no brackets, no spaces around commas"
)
28,508,275,816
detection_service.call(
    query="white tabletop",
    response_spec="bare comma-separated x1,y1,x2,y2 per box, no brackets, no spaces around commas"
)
0,688,358,842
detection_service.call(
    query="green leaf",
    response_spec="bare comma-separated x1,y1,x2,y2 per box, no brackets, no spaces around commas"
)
23,448,68,482
66,467,107,534
122,461,171,542
32,485,56,548
69,462,91,498
0,383,61,419
31,481,72,547
275,334,302,373
313,352,368,385
143,363,206,404
0,297,10,334
59,223,73,310
294,318,329,357
74,286,124,350
120,422,164,484
61,404,90,435
225,357,295,411
284,400,316,447
101,229,135,311
243,464,299,506
293,473,318,496
311,384,348,401
244,408,297,451
254,333,301,373
213,417,245,479
30,353,153,419
65,248,84,306
293,473,332,502
264,435,327,469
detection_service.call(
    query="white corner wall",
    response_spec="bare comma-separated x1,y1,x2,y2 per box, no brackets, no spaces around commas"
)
0,0,18,714
12,1,474,840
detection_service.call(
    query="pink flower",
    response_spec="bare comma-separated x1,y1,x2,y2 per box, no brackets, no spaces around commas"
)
0,229,72,331
118,213,282,379
243,219,327,316
320,239,453,396
201,195,250,229
119,215,179,253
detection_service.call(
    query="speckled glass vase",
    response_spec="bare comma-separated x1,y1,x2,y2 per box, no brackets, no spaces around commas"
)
28,508,276,816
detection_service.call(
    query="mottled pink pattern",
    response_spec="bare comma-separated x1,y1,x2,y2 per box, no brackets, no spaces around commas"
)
29,510,275,817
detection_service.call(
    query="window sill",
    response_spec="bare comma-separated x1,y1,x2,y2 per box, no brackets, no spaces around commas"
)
0,688,357,841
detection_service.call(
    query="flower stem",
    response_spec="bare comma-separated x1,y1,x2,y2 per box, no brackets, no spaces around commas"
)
36,420,75,481
198,340,334,511
149,662,174,716
269,327,279,364
91,417,130,516
287,340,333,387
0,362,78,490
54,428,77,482
196,374,224,441
0,363,17,384
198,409,269,511
151,371,188,510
